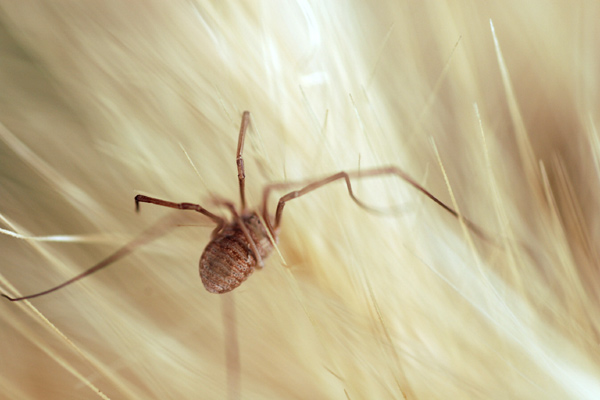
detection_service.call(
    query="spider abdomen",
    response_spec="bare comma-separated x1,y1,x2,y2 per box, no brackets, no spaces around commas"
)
200,215,274,294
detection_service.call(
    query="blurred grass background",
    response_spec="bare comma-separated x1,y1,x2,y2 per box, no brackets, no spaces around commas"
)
1,1,599,399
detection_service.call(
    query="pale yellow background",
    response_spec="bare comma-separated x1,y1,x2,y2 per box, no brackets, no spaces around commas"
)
0,1,599,399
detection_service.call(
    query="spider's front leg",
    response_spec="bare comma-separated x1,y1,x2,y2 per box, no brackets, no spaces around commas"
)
261,167,490,242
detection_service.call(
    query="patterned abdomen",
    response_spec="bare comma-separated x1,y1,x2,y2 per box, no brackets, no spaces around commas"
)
200,226,258,293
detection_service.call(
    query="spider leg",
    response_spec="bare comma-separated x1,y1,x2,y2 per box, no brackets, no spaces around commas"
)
236,111,251,212
261,166,490,242
2,213,182,301
135,194,225,237
220,202,264,269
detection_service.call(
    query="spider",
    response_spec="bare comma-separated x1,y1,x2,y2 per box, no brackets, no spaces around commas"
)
2,111,487,301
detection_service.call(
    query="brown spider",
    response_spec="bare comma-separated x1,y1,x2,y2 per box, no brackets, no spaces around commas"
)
2,111,487,301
